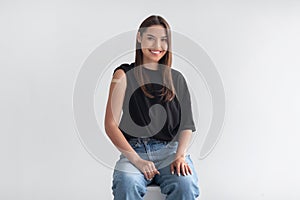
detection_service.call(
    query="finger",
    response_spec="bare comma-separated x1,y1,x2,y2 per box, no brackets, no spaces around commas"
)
153,166,160,175
148,170,156,180
185,165,190,175
170,163,175,175
183,163,189,176
176,163,181,176
154,168,160,175
185,164,191,176
149,163,159,176
143,171,149,180
156,170,160,175
181,163,186,176
145,165,153,180
144,168,151,180
187,165,192,175
150,163,159,174
150,171,156,179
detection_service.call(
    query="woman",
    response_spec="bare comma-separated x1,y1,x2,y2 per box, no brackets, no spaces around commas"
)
104,15,200,200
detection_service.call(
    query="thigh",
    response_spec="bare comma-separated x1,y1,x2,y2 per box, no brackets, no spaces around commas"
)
112,167,147,188
154,155,200,199
112,155,148,192
155,154,199,189
113,154,142,174
112,167,148,199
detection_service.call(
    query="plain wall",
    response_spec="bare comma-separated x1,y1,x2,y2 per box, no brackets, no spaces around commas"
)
1,0,300,199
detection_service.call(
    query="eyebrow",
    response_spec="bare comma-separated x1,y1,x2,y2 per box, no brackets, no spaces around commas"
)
146,34,168,38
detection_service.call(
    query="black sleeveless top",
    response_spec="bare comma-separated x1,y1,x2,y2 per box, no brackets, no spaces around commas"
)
112,62,196,141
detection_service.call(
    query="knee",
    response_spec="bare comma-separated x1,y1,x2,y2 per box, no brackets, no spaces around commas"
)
179,177,199,196
112,171,146,196
183,178,199,196
165,176,200,198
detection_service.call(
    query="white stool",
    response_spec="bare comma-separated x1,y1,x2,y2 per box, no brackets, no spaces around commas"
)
144,184,166,200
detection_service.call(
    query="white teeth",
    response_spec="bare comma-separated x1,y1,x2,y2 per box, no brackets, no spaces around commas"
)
150,50,161,54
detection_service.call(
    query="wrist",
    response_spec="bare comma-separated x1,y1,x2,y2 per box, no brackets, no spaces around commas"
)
122,150,141,165
175,152,186,159
130,154,142,165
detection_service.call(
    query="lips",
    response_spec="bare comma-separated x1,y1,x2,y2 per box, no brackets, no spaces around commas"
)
149,49,163,55
150,50,161,54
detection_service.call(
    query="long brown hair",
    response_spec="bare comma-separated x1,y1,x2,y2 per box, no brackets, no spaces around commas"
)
134,15,176,102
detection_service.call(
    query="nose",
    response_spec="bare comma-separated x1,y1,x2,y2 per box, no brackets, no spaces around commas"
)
153,39,162,50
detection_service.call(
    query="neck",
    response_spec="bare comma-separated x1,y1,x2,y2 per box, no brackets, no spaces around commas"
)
143,61,159,70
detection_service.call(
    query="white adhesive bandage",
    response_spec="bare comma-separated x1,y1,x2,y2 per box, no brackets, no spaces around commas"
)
111,78,121,83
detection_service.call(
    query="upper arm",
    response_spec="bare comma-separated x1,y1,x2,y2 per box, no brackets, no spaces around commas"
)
104,69,127,128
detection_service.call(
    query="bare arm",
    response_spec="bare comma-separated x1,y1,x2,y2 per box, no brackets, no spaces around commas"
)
104,69,159,179
104,69,140,162
171,129,193,176
175,129,192,158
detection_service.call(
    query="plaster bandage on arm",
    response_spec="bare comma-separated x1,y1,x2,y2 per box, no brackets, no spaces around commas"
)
111,78,122,83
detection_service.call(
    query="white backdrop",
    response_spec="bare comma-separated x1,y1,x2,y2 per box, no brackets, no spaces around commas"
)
1,0,300,199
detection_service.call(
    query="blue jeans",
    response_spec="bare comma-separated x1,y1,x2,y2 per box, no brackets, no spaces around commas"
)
112,138,200,200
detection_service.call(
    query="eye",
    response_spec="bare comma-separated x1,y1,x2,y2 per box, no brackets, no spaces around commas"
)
161,38,168,42
147,37,155,41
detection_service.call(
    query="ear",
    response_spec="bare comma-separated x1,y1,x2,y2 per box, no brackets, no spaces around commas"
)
137,32,142,43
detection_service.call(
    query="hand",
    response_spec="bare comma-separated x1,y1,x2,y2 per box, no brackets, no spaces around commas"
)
133,158,160,180
170,155,192,176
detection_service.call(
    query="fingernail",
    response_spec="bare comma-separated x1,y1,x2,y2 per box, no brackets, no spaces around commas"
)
171,171,174,175
178,173,181,176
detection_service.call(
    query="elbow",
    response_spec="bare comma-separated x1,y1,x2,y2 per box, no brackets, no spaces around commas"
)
104,119,117,135
104,120,111,133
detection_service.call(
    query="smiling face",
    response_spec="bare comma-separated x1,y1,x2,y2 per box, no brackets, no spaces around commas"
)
137,25,168,64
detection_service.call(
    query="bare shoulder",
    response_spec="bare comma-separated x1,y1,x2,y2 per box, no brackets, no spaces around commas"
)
113,68,126,78
111,62,134,84
111,69,126,84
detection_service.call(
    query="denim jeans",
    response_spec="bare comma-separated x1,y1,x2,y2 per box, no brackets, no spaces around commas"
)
112,137,200,200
